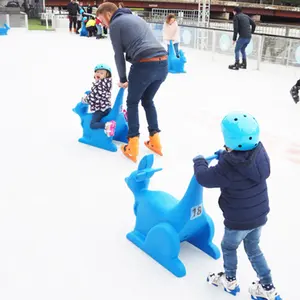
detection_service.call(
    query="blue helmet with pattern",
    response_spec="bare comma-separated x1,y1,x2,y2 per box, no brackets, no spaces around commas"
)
221,111,260,151
94,64,112,74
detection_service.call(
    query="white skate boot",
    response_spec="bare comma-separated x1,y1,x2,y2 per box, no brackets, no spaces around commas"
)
249,281,282,300
207,272,240,296
104,121,116,137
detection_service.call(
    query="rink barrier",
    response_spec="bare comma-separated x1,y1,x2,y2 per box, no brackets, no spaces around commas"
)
0,13,28,29
50,13,300,69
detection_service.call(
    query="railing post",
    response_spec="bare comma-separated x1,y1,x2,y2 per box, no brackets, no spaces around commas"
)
5,14,10,27
286,38,292,67
24,13,28,30
257,35,264,71
212,30,216,61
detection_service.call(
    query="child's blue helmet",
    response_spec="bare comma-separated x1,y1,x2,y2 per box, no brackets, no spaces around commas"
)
82,16,87,22
221,112,260,151
94,64,112,74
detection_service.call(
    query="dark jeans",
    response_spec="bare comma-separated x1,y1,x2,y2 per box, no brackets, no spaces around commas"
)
69,15,77,30
167,42,179,57
235,37,251,62
127,59,168,138
90,108,111,129
221,226,272,285
87,26,97,37
76,20,81,33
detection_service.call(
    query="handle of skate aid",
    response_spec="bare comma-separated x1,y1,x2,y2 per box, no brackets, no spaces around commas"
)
205,154,218,165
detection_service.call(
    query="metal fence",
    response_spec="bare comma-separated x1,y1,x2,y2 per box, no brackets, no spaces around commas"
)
141,10,300,38
149,22,300,68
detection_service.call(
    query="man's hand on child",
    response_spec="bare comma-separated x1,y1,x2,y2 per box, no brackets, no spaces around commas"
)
118,81,128,89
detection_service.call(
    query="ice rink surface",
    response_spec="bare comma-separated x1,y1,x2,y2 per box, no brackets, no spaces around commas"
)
0,29,299,300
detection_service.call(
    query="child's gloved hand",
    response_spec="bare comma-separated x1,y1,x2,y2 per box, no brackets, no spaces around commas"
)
81,95,88,103
214,149,225,160
193,155,205,163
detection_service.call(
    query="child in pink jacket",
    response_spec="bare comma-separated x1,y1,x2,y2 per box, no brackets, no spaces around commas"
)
163,14,180,57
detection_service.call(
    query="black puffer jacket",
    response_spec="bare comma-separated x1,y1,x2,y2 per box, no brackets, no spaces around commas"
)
67,1,79,16
233,12,256,41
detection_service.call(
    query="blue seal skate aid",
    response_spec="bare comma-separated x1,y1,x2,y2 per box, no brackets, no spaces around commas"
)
72,88,128,152
80,17,88,37
168,40,187,74
125,154,220,277
0,24,10,36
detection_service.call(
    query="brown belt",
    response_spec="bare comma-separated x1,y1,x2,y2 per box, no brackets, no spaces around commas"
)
139,55,168,63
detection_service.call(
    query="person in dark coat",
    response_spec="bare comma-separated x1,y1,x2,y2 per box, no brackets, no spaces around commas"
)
193,112,281,300
290,79,300,104
229,7,256,70
67,0,79,32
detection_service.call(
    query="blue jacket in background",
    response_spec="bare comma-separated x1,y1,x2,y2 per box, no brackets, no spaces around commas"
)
193,142,270,230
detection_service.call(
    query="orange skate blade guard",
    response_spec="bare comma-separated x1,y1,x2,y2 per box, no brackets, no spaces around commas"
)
144,141,163,156
121,145,137,163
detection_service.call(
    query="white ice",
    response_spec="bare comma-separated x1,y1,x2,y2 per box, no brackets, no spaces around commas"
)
0,29,299,300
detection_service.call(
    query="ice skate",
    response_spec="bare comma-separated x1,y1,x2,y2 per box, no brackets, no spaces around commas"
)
121,136,139,163
207,272,240,296
290,85,299,104
144,133,162,156
249,281,282,300
239,59,247,69
229,62,240,70
104,121,116,137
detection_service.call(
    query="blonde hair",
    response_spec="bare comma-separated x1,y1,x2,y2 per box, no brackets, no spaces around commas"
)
96,2,118,16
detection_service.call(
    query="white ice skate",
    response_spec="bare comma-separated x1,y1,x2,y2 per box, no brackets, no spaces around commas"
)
249,281,282,300
207,272,240,296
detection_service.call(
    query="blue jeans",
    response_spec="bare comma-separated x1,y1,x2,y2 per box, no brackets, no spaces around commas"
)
90,108,111,129
221,226,272,285
96,24,102,35
127,59,168,138
167,42,179,57
235,37,251,62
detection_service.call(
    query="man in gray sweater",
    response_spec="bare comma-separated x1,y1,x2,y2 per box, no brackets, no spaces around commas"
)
96,2,168,162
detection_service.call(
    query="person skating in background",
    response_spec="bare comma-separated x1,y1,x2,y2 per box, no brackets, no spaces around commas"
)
193,112,281,300
95,17,104,39
81,64,116,136
229,7,256,70
290,80,300,104
96,2,168,163
76,1,85,34
163,14,180,58
67,0,79,33
86,17,97,37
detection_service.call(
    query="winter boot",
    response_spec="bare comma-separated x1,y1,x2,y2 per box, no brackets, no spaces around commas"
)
249,281,282,300
144,132,162,156
229,61,240,70
104,121,116,137
207,272,240,296
290,84,299,104
121,136,139,163
73,28,76,33
239,58,247,69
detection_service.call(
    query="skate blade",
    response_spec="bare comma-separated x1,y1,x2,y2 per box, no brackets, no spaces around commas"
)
144,142,163,156
121,146,137,163
251,296,282,300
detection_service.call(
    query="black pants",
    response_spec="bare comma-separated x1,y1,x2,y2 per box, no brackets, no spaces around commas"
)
103,26,107,35
76,20,81,33
87,26,97,37
90,109,111,129
69,15,77,30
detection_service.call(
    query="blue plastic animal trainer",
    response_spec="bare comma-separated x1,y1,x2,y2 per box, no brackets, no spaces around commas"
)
72,88,128,152
125,153,220,278
0,24,10,36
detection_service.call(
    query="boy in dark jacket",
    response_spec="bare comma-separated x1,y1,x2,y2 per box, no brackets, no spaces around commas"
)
229,7,256,70
193,112,281,300
67,0,79,33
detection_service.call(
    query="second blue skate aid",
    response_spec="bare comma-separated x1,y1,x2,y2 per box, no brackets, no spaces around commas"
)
72,88,128,152
125,154,220,277
168,40,187,74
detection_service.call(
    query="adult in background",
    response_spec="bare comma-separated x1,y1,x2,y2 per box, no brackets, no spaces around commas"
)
96,2,168,163
76,1,85,34
229,7,256,70
163,14,180,58
67,0,79,33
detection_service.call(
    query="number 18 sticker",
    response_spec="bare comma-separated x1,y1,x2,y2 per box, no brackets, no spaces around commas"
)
190,204,203,220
